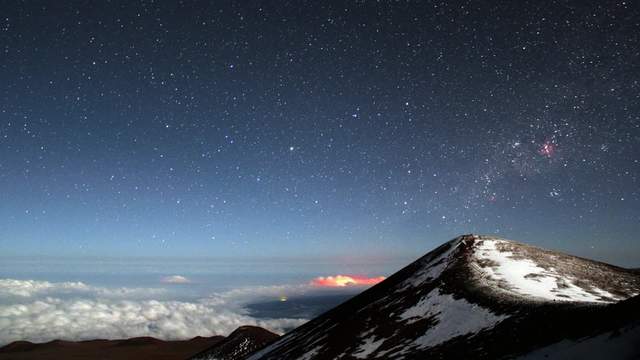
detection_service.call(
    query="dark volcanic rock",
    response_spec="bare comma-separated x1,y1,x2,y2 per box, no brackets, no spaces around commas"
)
190,326,279,360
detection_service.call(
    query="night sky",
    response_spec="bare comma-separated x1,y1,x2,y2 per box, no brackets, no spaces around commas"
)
1,1,639,265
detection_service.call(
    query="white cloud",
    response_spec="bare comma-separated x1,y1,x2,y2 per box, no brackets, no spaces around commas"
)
160,275,191,284
0,279,166,299
0,278,89,297
0,278,307,346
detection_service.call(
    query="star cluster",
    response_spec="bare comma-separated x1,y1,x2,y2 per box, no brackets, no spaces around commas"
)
0,1,638,264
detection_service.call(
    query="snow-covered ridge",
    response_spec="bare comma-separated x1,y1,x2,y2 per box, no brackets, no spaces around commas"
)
469,236,639,303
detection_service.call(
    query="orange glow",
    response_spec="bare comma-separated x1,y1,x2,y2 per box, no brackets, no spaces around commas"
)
310,275,386,288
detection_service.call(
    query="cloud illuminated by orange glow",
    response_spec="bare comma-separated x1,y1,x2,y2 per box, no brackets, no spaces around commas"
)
310,275,386,288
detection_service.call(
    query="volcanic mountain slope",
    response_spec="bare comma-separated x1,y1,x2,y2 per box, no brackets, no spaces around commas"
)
515,295,640,359
247,234,640,360
190,326,279,360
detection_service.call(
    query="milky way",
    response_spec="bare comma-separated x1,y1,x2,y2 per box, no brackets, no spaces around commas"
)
0,1,638,264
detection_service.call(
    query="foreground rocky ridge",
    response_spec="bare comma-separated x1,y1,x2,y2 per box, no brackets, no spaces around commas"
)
0,326,278,360
190,326,279,360
0,335,223,360
247,234,640,359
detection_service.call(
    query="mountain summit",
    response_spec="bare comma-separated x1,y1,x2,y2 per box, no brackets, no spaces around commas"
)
248,235,640,359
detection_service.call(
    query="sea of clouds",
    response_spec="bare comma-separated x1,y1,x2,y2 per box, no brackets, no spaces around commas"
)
0,277,311,345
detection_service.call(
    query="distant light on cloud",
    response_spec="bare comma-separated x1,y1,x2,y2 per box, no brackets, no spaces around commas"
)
160,275,191,284
310,275,386,288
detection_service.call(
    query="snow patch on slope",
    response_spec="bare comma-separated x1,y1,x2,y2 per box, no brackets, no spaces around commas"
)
353,336,385,359
474,239,620,303
399,289,508,349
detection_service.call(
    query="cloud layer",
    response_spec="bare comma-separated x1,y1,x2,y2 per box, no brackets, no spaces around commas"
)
0,279,166,299
0,278,306,346
0,274,386,345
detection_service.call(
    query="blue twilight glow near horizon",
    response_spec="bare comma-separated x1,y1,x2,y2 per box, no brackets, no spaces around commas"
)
0,1,639,268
